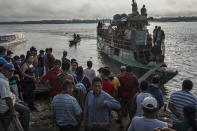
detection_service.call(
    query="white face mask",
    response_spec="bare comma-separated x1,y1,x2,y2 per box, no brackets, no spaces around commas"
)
29,64,33,68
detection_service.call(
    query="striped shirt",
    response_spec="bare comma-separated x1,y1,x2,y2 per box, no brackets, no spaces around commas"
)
169,90,197,121
51,94,82,126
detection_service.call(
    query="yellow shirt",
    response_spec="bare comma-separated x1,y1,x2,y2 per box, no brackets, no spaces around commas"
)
112,77,120,90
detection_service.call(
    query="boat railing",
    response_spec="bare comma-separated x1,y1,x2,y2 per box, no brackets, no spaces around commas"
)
100,35,138,50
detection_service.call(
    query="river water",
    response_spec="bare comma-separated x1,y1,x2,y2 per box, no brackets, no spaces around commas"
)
1,22,197,97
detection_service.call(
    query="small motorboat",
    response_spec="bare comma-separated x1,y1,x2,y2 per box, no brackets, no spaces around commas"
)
69,37,81,45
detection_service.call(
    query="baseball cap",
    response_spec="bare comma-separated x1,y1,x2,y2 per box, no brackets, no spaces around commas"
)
3,63,15,71
142,96,158,109
0,57,8,65
120,65,126,71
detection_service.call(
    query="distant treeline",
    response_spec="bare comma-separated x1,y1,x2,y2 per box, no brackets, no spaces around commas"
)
149,16,197,22
0,17,197,24
0,19,111,24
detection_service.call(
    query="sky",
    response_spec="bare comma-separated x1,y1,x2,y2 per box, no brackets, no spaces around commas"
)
0,0,197,21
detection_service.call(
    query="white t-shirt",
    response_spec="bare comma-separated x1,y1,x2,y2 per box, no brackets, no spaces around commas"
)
135,92,152,116
84,68,96,84
128,116,168,131
124,29,132,40
0,73,16,113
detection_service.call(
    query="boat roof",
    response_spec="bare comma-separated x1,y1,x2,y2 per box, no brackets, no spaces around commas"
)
0,32,24,36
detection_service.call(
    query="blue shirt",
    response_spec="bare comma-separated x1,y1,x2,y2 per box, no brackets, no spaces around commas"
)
148,84,164,108
128,116,167,131
70,70,77,77
44,53,48,65
169,90,197,121
84,90,121,125
51,94,82,126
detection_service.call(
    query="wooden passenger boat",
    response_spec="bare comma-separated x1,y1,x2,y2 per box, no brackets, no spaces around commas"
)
0,33,26,47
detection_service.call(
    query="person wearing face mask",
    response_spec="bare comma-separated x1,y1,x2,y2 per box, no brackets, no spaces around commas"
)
42,59,62,97
12,55,24,101
21,54,37,111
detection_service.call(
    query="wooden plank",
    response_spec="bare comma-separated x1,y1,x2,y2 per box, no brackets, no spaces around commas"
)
35,83,50,93
139,62,164,82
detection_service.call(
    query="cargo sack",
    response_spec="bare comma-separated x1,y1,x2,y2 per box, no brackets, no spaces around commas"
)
7,116,24,131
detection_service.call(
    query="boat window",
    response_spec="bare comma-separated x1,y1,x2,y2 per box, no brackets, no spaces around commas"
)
114,48,120,56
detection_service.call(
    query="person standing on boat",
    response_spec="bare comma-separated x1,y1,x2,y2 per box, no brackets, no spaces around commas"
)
73,33,77,40
117,65,139,119
124,29,132,41
153,26,158,45
141,5,147,17
132,0,138,14
77,34,80,40
156,27,165,45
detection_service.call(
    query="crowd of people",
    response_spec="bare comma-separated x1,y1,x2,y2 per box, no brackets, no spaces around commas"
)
0,45,196,131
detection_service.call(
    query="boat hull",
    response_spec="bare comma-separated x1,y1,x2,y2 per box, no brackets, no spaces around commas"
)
97,36,148,69
0,39,26,47
0,33,26,47
69,39,81,45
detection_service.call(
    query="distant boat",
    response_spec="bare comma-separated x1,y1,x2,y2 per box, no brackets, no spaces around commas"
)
0,32,26,47
69,37,81,45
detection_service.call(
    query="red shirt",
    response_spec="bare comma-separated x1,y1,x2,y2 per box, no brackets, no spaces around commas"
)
42,69,62,97
118,72,139,99
102,79,115,96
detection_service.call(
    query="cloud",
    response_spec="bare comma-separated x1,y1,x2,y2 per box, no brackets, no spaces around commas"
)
0,0,197,21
